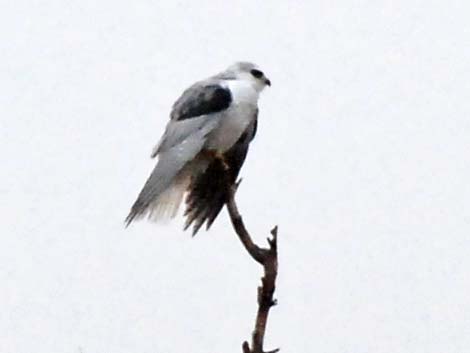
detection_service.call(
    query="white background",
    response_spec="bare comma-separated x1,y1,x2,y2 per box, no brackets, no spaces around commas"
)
2,1,470,352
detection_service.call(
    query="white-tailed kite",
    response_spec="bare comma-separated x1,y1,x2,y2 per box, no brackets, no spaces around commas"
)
126,62,271,235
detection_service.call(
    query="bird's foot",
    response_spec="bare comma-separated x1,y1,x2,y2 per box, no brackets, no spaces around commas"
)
217,154,230,172
201,149,230,172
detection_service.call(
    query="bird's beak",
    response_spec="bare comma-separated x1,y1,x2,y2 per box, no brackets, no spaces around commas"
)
265,78,271,86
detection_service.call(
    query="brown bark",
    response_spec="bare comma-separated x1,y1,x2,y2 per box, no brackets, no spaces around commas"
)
226,184,279,353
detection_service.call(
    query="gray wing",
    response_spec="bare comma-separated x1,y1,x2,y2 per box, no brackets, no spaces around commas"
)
151,81,232,157
126,81,232,225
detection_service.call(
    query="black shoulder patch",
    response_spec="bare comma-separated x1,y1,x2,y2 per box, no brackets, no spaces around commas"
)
175,85,232,121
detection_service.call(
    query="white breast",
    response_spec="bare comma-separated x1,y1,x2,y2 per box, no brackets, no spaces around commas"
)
226,79,260,105
205,79,259,152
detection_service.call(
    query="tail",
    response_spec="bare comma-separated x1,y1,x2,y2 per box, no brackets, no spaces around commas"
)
125,152,197,226
125,172,190,227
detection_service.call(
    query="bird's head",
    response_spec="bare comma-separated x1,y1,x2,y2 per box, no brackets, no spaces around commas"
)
223,62,271,92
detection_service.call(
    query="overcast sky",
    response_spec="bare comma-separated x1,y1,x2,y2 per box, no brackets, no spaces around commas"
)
2,1,470,352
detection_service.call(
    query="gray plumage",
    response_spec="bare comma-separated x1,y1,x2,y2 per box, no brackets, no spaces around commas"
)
126,62,270,233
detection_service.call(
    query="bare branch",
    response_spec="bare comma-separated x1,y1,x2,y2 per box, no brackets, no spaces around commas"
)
226,187,269,264
226,184,279,353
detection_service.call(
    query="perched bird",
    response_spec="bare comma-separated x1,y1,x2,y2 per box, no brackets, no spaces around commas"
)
126,62,271,235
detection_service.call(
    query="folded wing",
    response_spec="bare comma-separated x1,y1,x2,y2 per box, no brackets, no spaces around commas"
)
126,82,233,226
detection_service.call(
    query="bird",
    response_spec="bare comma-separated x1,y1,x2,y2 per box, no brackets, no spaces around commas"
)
125,62,271,235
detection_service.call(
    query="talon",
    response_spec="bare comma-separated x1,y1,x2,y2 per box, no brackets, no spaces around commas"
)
215,152,229,171
201,149,230,171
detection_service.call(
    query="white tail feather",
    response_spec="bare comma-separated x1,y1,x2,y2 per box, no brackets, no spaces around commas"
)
147,172,191,223
144,158,210,224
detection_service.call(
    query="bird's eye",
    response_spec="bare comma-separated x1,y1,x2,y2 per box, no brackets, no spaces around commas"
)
250,69,264,79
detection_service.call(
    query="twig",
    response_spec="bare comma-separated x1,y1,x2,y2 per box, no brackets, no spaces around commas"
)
226,184,279,353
